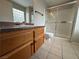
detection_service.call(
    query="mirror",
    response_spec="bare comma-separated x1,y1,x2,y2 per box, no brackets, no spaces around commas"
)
0,0,34,24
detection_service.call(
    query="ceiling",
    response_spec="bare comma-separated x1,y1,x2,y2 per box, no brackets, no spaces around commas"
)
44,0,75,7
11,0,33,7
11,0,75,7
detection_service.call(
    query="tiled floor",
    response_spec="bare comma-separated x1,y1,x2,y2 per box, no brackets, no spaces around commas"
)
30,37,79,59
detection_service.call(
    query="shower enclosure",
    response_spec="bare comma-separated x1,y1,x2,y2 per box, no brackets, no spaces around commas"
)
45,4,77,40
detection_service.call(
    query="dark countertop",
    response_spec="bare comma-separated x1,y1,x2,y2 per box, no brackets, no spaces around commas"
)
0,25,45,32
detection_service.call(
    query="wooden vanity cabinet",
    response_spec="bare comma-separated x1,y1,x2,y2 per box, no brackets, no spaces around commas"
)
0,27,44,59
34,27,44,52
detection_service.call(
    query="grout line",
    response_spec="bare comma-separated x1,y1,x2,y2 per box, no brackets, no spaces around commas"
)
61,42,63,59
55,37,63,59
45,50,50,59
45,37,55,59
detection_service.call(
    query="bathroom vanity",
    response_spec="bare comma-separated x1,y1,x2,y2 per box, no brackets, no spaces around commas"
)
0,24,44,59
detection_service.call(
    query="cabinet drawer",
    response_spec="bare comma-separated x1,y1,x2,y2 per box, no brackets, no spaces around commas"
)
35,28,44,39
0,30,33,56
1,41,33,59
35,37,44,52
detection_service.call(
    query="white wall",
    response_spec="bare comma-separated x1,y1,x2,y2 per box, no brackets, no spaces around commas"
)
71,0,79,43
71,6,79,42
33,0,46,26
0,0,13,22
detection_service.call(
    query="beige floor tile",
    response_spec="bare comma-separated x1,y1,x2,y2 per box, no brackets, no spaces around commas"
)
49,46,62,57
72,45,79,58
63,46,74,53
53,43,61,50
34,48,48,59
30,55,39,59
40,42,51,51
46,53,62,59
63,53,78,59
63,43,78,59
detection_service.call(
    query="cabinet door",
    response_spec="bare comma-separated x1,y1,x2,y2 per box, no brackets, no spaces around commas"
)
35,28,44,40
35,37,44,52
1,41,33,59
